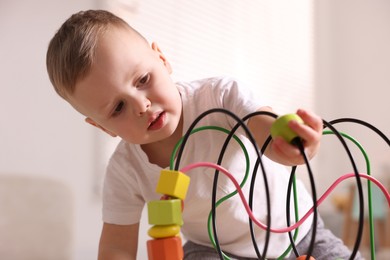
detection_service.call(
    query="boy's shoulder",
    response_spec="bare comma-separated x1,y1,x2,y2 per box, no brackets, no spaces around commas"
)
176,76,245,99
108,139,133,163
177,76,241,89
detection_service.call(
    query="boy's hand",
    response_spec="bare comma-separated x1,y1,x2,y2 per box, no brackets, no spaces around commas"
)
270,109,323,166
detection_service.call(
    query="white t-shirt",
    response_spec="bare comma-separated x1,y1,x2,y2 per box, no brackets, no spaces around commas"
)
103,77,313,258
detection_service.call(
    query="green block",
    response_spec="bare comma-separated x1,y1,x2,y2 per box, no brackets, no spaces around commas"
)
147,199,183,226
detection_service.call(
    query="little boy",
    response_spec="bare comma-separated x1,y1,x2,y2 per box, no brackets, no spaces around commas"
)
47,9,358,260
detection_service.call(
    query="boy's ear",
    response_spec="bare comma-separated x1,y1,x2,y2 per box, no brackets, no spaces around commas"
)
85,117,117,137
151,42,172,74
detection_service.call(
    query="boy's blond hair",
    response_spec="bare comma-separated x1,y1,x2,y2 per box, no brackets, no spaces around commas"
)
46,10,145,100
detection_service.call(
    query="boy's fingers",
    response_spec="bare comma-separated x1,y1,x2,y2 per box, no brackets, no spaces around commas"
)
273,137,301,157
288,120,316,143
287,120,321,148
296,109,323,132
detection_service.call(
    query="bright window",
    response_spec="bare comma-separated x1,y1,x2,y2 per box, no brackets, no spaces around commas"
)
104,0,315,113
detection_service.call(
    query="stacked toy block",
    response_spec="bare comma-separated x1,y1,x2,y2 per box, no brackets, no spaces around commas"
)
146,170,190,260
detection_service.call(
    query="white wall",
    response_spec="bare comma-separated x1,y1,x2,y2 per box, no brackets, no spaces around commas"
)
0,1,105,259
314,0,390,212
121,0,315,114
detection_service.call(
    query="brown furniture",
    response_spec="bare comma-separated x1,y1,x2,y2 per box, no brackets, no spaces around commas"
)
332,180,390,250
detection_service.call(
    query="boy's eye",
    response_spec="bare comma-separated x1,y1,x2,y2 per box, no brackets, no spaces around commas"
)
113,101,125,116
138,73,150,86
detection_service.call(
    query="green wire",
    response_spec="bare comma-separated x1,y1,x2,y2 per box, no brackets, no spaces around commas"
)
170,126,248,173
280,130,373,259
168,126,376,259
169,126,250,260
204,135,249,260
169,126,299,259
277,175,300,259
323,130,375,260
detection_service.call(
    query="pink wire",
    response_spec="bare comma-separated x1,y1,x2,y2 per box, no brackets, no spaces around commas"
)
180,162,390,233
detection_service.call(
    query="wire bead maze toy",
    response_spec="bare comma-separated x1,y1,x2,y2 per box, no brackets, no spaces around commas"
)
145,108,390,260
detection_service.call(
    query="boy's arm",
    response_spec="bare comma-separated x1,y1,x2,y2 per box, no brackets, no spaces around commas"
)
98,222,139,260
247,107,322,166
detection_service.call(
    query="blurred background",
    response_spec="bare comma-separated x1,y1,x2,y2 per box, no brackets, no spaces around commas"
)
1,0,389,259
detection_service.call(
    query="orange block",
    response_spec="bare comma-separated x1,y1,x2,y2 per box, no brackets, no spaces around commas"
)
147,236,183,260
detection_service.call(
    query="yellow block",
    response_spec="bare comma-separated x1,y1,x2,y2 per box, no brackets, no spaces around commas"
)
156,170,190,200
148,224,180,239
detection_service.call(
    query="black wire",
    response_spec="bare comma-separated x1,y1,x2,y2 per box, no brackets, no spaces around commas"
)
173,108,225,260
252,116,375,260
285,166,300,257
174,108,272,259
284,117,390,260
321,119,364,260
256,136,318,260
325,117,390,260
242,111,278,259
241,110,315,259
246,155,265,259
247,136,272,259
212,110,273,259
213,110,277,259
293,138,318,260
174,109,389,260
329,118,390,146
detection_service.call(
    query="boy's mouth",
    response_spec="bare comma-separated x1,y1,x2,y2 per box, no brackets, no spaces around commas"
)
148,111,165,130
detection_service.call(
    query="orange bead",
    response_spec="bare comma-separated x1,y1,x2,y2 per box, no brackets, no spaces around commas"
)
296,255,316,260
147,236,183,260
160,194,184,211
160,194,172,200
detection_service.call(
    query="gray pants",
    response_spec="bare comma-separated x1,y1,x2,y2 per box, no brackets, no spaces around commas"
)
183,217,362,260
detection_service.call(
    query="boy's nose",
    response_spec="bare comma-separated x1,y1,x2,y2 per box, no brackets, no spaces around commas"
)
133,96,151,116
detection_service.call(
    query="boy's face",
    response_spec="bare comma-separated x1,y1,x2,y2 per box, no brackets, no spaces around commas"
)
69,26,182,145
